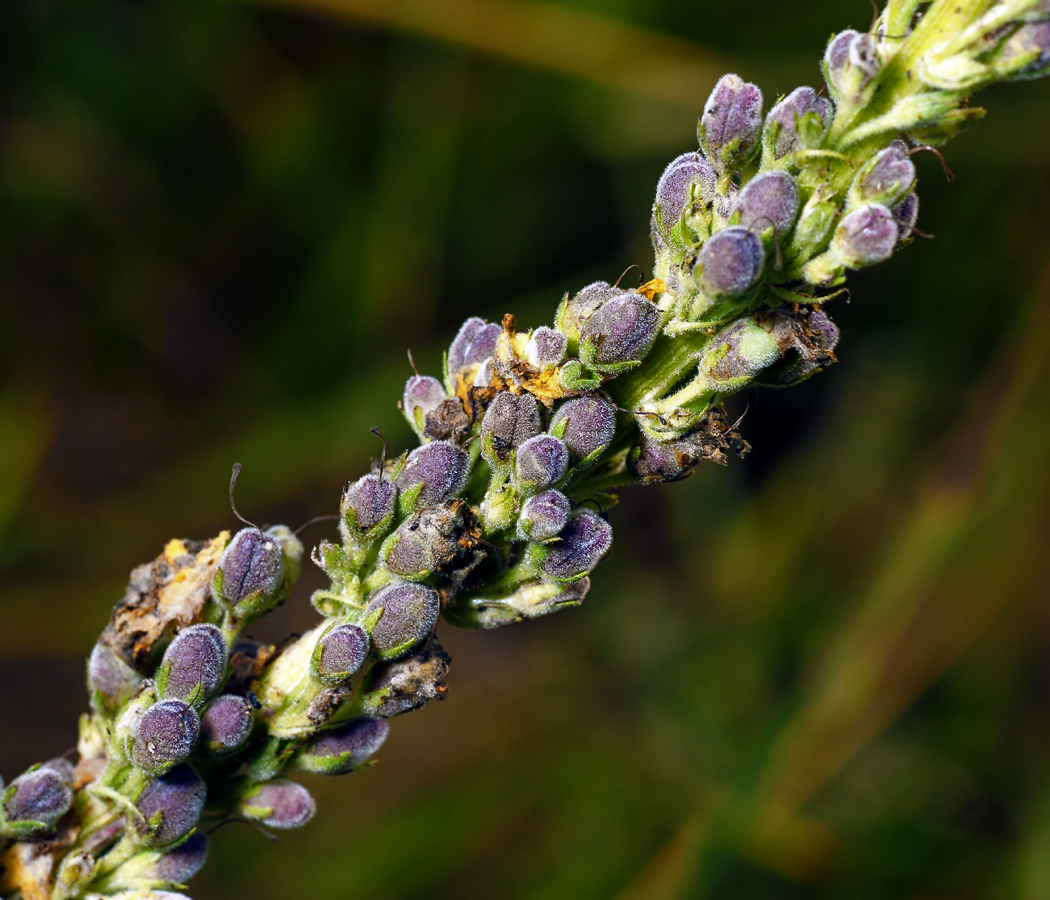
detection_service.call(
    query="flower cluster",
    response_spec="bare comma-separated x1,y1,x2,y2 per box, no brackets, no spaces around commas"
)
1,1,1047,897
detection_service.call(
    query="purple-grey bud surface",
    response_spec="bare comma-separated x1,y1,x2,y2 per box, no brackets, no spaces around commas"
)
160,624,226,702
298,718,390,774
763,86,833,159
394,441,469,506
199,694,252,754
893,192,919,241
132,700,201,774
579,294,660,371
3,766,73,828
549,394,617,462
218,527,285,604
699,74,763,169
365,582,441,658
88,642,143,710
136,765,207,847
481,391,542,458
316,623,370,679
833,204,898,267
525,326,567,370
824,30,859,88
241,781,316,830
556,281,627,349
540,509,613,581
518,491,571,542
342,473,398,532
147,832,208,884
515,434,570,488
695,226,765,299
732,171,800,238
653,152,717,231
1003,20,1050,77
853,141,916,207
402,375,446,428
448,317,501,375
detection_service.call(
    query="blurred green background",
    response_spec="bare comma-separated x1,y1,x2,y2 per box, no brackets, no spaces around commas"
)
2,0,1050,897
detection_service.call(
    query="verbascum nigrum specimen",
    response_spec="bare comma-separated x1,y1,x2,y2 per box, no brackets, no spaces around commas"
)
2,1,1047,896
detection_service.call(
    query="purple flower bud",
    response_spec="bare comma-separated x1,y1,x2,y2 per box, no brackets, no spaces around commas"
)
851,141,916,208
365,582,441,659
824,30,879,98
160,624,226,702
217,527,285,605
40,757,76,783
448,317,501,377
481,391,542,461
515,434,570,489
700,317,782,386
342,472,398,535
136,765,207,847
147,832,209,884
832,203,898,267
579,294,660,373
518,491,571,542
384,501,477,581
199,695,252,754
539,509,613,582
394,441,469,507
549,394,617,463
525,326,567,370
315,623,370,681
763,86,833,159
295,718,391,775
699,74,764,171
362,638,451,717
893,192,919,241
652,152,717,235
629,434,704,484
402,375,446,435
240,780,316,830
555,281,628,353
88,642,143,711
1002,20,1050,79
2,766,73,831
694,226,765,299
132,700,201,775
732,171,800,239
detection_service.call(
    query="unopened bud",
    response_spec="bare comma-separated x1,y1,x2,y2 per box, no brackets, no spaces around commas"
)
763,86,833,160
652,152,717,240
199,695,252,754
849,141,916,208
698,74,764,172
365,582,440,659
146,832,209,885
135,765,207,847
341,473,397,536
579,294,660,373
448,317,501,379
832,203,898,267
694,226,765,299
239,781,316,830
824,30,879,100
481,391,541,462
402,375,447,438
361,638,451,717
539,509,613,582
313,623,370,683
1,766,74,835
159,624,226,703
701,317,782,389
555,281,627,354
549,394,617,463
132,700,200,775
517,490,570,541
731,171,800,239
383,500,477,581
216,527,285,606
515,434,570,490
394,441,469,508
525,326,568,371
294,718,390,775
88,642,143,712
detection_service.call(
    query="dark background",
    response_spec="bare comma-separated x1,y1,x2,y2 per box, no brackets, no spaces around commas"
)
2,0,1050,897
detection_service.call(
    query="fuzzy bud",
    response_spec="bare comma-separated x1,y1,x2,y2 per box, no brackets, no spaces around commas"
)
361,638,451,717
383,500,477,581
850,141,916,208
216,527,285,606
832,203,898,267
394,441,469,508
314,623,370,682
294,718,390,775
199,695,252,754
1,766,74,834
893,192,919,241
652,152,717,239
132,700,201,775
448,317,501,378
365,582,441,659
402,375,447,437
341,473,397,536
763,86,833,160
549,394,617,463
88,642,143,712
539,509,613,582
515,434,570,489
160,624,226,703
146,832,209,885
700,317,782,389
555,281,628,354
525,326,568,371
731,171,800,239
698,74,764,171
135,765,207,847
694,226,765,299
239,781,316,830
517,490,570,542
481,391,542,462
579,294,660,373
824,30,879,100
